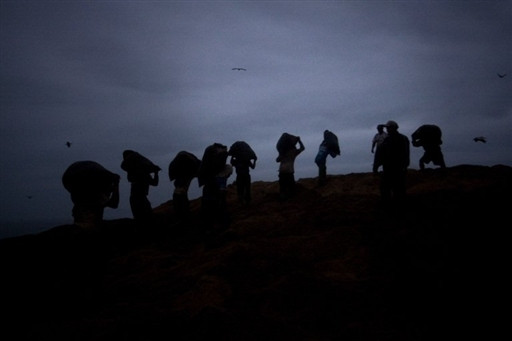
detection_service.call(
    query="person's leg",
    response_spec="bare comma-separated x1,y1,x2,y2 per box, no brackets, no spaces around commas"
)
439,154,446,169
287,173,296,197
173,190,189,217
174,177,191,203
242,173,252,204
236,174,245,204
201,181,218,226
318,165,327,185
419,152,427,170
432,147,446,169
373,158,379,174
279,172,295,200
130,194,152,221
279,172,286,200
380,171,392,201
315,150,328,185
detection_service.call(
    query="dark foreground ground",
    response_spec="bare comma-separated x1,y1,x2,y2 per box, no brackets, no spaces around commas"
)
1,164,510,340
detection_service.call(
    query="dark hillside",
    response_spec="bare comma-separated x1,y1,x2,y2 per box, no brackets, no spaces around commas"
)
1,165,510,340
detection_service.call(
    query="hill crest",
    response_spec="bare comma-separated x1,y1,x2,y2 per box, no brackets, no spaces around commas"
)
1,164,510,340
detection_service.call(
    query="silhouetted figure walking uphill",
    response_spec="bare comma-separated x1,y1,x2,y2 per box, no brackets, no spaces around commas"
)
199,143,232,226
314,130,340,185
168,151,201,218
411,124,446,170
121,150,161,222
276,133,305,200
229,141,257,205
62,161,120,227
375,120,410,203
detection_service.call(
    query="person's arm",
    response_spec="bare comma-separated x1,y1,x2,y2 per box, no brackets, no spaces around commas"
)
149,171,159,186
296,138,305,154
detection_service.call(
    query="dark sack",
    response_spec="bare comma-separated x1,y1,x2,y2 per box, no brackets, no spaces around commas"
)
228,141,257,161
324,130,340,157
121,150,161,174
198,143,228,186
412,125,442,146
168,151,201,181
276,133,299,155
63,161,119,194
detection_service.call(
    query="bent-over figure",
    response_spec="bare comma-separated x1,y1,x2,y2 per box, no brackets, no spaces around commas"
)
314,130,340,185
121,150,161,222
411,124,446,170
198,143,231,226
168,151,201,218
62,161,120,228
228,141,257,205
276,133,305,200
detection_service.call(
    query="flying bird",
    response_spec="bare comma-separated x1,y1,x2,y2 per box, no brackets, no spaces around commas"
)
497,73,507,78
66,141,72,148
473,136,487,143
26,195,33,199
232,68,247,71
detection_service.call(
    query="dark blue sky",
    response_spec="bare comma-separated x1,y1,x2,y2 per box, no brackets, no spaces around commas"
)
1,1,511,238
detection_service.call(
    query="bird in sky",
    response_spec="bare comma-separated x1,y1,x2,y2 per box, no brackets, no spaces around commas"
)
473,136,487,143
497,73,507,78
232,68,247,71
26,195,33,199
66,141,72,148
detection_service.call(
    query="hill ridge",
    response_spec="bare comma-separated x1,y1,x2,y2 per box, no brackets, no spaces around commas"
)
1,164,510,340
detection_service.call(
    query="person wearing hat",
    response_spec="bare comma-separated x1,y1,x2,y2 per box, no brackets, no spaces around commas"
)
374,120,410,202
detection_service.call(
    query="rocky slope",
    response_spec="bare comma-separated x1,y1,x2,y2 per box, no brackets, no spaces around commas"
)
1,164,510,340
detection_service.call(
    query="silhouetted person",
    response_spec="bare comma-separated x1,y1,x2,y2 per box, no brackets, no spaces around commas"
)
411,124,446,170
121,150,160,222
314,130,340,186
198,143,231,226
62,161,120,228
228,141,257,205
374,120,410,203
371,124,388,173
168,151,201,218
276,133,305,200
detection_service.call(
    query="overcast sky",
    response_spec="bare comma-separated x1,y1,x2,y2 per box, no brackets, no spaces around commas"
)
1,0,511,238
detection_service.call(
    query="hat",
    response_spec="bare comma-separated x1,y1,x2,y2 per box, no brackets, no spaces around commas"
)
385,120,399,129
